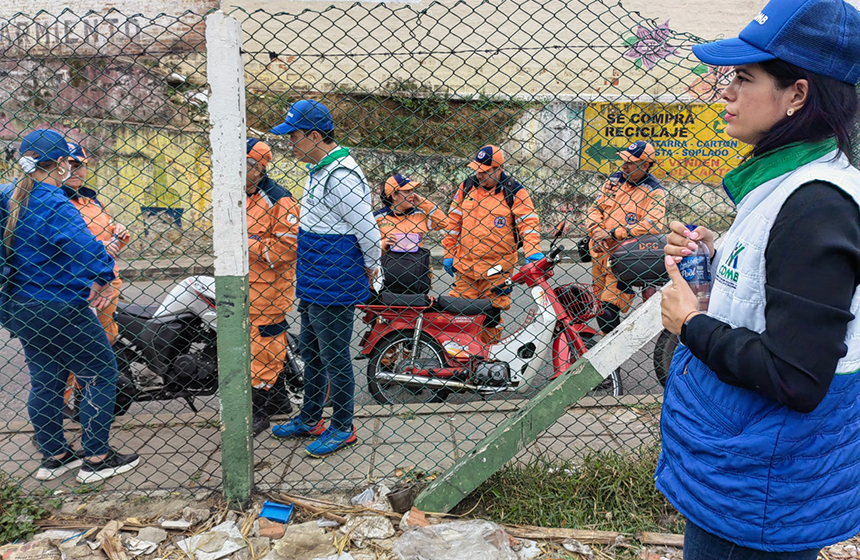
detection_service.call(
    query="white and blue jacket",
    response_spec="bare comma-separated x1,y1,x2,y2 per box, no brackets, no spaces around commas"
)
297,149,381,306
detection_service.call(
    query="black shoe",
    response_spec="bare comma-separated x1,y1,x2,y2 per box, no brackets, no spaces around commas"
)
265,376,294,417
76,449,140,484
252,413,271,437
252,388,272,437
35,449,84,481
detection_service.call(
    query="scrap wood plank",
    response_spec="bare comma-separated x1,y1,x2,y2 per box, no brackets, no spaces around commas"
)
503,524,622,544
638,531,685,547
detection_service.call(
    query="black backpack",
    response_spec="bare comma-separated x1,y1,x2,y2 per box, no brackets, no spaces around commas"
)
460,175,522,249
381,247,432,295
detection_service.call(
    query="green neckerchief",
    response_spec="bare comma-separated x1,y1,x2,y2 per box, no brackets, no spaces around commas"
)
723,138,838,204
308,146,350,175
306,146,350,201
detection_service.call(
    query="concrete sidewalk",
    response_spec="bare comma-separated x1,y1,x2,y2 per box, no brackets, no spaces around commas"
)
0,396,661,496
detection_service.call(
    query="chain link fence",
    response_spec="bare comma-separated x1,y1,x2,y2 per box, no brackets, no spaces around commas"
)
0,0,846,502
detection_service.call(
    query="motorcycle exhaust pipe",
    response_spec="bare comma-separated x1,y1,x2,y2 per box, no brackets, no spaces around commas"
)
374,372,482,392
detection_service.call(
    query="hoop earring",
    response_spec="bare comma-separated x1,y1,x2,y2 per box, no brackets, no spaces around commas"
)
786,108,795,117
56,167,66,177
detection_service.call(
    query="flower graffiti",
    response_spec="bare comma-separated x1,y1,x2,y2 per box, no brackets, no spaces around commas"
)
686,64,733,102
623,20,679,70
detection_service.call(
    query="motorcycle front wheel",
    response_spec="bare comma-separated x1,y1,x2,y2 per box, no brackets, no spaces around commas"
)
367,332,447,406
569,332,623,397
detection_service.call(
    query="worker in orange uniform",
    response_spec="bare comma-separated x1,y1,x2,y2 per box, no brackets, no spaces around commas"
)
245,138,300,436
373,174,446,294
62,143,130,409
585,140,666,334
442,145,543,343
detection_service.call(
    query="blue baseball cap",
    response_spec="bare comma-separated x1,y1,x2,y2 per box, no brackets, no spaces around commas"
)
19,129,72,163
270,100,334,135
692,0,860,85
67,142,89,163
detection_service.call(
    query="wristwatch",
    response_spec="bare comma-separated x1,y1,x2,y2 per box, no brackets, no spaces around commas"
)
680,312,700,345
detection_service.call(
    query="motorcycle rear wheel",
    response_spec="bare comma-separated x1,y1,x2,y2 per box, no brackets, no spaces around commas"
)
66,370,137,421
282,332,305,406
367,332,447,406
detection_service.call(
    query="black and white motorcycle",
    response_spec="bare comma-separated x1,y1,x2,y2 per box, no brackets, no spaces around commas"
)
68,276,303,417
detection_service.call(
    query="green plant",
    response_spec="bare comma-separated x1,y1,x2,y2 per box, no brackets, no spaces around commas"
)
0,472,55,544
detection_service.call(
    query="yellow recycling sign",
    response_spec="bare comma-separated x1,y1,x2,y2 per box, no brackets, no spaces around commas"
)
580,101,745,184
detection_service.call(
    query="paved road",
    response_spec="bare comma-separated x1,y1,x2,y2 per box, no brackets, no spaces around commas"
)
0,262,664,425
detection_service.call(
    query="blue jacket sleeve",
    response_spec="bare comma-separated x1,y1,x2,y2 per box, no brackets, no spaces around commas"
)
47,197,116,286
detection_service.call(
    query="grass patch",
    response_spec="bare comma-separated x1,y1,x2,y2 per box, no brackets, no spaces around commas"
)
455,445,684,535
0,472,58,544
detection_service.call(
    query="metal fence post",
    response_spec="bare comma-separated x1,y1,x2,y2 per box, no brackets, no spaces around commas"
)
206,10,252,508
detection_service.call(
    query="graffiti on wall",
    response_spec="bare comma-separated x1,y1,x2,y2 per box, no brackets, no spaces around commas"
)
580,101,744,184
0,1,216,57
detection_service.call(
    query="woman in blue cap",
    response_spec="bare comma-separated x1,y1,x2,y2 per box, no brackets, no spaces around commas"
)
659,0,860,556
3,129,138,483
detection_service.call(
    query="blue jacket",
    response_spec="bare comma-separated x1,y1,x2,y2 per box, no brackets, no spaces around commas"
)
657,346,860,550
296,229,368,306
296,150,379,306
4,181,116,303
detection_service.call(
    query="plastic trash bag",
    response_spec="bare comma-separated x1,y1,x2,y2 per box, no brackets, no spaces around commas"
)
393,520,518,560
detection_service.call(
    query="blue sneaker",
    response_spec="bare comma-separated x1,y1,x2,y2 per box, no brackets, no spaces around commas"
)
305,426,357,458
272,417,325,439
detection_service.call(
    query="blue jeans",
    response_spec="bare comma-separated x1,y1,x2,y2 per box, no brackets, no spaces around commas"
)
8,298,118,458
297,300,355,432
684,521,821,560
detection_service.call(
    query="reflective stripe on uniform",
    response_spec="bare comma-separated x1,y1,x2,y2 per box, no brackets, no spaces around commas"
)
516,213,538,224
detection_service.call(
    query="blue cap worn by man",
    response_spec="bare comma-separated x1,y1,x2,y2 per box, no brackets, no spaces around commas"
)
268,100,381,459
270,99,334,135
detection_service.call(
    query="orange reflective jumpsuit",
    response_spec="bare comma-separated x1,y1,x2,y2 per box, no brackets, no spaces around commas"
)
247,177,299,390
443,175,541,311
374,196,446,251
585,171,666,312
64,188,128,404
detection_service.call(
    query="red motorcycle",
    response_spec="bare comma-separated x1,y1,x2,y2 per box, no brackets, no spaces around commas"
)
356,235,622,405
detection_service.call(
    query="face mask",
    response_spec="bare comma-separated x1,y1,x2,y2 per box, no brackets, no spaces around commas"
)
18,156,37,174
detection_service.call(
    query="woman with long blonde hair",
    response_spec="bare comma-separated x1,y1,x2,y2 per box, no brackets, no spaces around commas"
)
5,129,139,483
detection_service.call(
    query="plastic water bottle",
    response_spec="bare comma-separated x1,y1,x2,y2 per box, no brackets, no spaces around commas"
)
678,241,711,312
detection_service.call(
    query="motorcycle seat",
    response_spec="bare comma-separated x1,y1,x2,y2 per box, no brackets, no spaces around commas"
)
433,296,495,316
118,303,159,319
376,292,432,308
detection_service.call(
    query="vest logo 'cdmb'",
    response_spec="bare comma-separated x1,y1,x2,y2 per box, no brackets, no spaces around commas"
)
717,241,745,288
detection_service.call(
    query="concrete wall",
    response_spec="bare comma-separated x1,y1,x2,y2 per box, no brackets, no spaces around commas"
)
226,0,768,100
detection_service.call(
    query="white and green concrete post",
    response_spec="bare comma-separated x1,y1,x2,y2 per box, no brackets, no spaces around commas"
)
206,11,253,508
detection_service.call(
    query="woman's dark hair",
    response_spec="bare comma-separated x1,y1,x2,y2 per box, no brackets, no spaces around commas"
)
753,59,858,163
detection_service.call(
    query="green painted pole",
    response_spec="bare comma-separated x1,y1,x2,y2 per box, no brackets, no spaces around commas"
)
414,359,602,513
206,11,253,509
